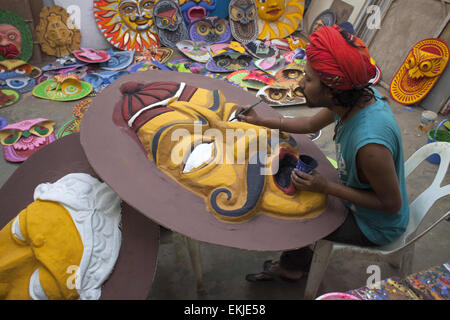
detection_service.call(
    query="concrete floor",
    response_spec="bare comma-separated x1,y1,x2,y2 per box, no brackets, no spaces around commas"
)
0,66,449,300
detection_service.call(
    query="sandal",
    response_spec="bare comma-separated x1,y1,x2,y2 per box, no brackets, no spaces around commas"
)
246,260,306,283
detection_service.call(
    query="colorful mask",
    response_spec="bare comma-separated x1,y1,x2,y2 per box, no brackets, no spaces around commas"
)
176,40,211,63
243,70,275,88
37,65,90,85
206,50,254,72
274,62,304,83
0,88,20,108
282,47,305,63
117,81,327,223
153,0,189,49
254,56,287,75
84,70,129,94
0,173,122,300
255,0,305,39
0,59,41,78
73,48,111,64
244,40,278,59
0,72,36,93
188,16,231,44
0,10,33,62
32,74,93,101
391,38,450,105
256,82,306,106
229,0,258,44
167,58,206,74
0,118,56,162
134,46,173,63
179,0,217,25
127,61,159,73
227,69,275,90
94,0,160,51
99,49,135,71
36,6,81,57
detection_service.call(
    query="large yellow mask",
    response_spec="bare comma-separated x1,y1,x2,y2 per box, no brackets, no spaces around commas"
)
119,81,327,223
255,0,304,39
0,173,122,300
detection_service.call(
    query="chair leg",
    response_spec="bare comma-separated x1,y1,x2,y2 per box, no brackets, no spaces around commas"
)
184,236,205,293
303,240,334,300
399,244,415,278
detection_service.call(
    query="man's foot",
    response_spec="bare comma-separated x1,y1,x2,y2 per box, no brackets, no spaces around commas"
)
245,260,307,282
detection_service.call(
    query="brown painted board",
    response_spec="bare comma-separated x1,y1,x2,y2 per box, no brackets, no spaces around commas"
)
80,70,347,252
0,133,159,300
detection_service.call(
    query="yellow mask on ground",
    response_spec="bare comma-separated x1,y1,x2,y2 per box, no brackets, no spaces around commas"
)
0,200,83,300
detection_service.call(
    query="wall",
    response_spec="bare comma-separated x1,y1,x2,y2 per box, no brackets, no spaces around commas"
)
368,0,445,84
54,0,112,49
304,0,367,31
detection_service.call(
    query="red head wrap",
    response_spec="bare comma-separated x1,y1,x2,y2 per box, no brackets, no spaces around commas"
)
306,25,376,90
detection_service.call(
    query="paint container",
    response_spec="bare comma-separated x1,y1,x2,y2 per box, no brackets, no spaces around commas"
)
417,110,437,132
296,154,318,174
315,292,361,300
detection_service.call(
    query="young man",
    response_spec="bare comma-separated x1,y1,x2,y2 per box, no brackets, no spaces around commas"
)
238,25,410,282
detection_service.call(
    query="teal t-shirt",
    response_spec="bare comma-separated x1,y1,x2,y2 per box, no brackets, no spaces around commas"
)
334,88,409,246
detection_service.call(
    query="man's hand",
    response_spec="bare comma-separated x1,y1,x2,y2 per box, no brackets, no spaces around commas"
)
291,169,329,193
235,105,262,125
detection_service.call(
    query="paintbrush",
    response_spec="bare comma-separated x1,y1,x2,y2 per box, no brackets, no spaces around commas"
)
230,100,263,122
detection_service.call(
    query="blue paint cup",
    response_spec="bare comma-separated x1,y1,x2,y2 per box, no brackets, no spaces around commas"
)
296,154,318,174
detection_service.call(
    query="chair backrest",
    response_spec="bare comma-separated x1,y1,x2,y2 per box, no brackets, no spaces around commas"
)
386,142,450,250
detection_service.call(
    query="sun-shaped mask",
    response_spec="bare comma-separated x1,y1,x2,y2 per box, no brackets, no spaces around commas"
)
0,118,56,162
94,0,160,51
188,16,231,44
255,0,305,40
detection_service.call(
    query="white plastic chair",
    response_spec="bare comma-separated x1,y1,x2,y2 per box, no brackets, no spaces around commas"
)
303,141,450,300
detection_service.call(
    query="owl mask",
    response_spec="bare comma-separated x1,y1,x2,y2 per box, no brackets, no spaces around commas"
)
153,0,189,49
188,16,232,44
256,81,306,106
390,38,449,105
206,50,254,73
229,0,258,44
0,118,56,162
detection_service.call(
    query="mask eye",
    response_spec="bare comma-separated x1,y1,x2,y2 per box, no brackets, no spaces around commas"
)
293,86,304,97
197,23,210,36
215,22,225,35
0,131,21,146
237,57,250,68
419,61,432,72
406,56,416,69
29,125,50,137
161,18,170,26
216,56,231,68
283,69,301,79
247,8,256,19
267,88,287,101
